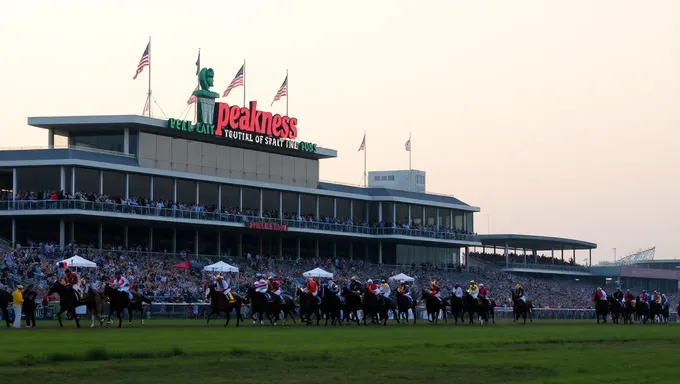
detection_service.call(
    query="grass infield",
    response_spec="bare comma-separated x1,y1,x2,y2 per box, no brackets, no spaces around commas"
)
1,319,678,383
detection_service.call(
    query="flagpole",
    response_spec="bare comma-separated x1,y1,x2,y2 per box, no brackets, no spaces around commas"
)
195,48,200,123
409,132,412,171
285,69,289,116
363,131,367,187
243,59,247,107
147,36,152,117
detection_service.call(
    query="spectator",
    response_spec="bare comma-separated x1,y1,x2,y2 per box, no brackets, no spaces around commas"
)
23,284,37,328
12,285,23,329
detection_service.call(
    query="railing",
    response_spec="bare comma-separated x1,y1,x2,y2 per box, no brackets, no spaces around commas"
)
500,262,589,272
0,200,479,242
7,304,675,323
0,144,137,158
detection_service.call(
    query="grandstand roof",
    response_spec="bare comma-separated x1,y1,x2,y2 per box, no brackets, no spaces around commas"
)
318,182,476,210
478,234,597,251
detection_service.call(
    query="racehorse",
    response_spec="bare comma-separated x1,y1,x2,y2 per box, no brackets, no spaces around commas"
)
662,303,670,323
649,300,664,324
47,281,82,328
296,287,321,325
592,291,609,324
362,288,388,326
83,285,105,328
472,294,491,325
246,286,295,326
623,299,636,324
396,291,417,324
103,284,151,328
340,287,362,325
205,285,245,327
0,289,10,327
635,297,649,323
607,296,624,324
420,290,448,325
449,294,464,325
511,290,534,324
319,285,342,326
462,291,488,325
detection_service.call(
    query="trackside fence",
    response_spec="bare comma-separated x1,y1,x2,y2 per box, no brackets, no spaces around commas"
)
4,304,675,323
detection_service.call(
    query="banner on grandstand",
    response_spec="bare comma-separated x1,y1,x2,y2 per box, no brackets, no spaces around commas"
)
248,221,289,232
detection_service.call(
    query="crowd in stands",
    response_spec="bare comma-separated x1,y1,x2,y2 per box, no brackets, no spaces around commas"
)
1,190,476,240
3,241,675,309
469,251,585,269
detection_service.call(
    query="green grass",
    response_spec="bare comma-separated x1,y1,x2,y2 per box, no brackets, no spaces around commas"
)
1,319,678,383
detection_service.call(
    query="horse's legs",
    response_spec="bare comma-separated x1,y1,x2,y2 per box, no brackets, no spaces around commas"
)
56,309,65,328
73,311,81,328
206,312,213,325
117,310,123,328
225,312,230,327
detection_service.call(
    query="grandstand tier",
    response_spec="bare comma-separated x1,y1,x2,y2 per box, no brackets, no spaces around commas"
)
0,113,480,266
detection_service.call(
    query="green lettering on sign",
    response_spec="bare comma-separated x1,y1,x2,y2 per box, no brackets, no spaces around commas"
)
298,142,317,153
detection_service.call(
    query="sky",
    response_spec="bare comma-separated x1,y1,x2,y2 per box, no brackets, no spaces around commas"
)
1,1,678,263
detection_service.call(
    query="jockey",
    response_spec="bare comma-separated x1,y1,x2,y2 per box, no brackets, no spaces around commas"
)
478,283,490,305
215,275,234,303
655,292,662,304
397,280,412,301
652,290,659,303
112,271,133,301
454,283,464,299
613,288,624,305
367,279,380,296
514,284,526,303
306,277,321,303
660,294,668,306
62,269,82,301
348,276,363,294
623,289,633,302
327,277,340,294
253,273,268,296
468,280,479,299
640,290,648,302
379,279,392,304
596,287,607,301
429,280,442,303
268,276,285,303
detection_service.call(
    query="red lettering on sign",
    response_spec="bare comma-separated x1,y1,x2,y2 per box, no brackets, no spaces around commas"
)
248,222,289,232
213,100,297,139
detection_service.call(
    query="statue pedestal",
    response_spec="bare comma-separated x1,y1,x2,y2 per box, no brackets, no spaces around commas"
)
197,97,216,125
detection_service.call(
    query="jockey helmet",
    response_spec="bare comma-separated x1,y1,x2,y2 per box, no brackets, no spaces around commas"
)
479,284,484,288
350,276,357,281
469,280,475,284
399,280,405,284
268,276,273,280
515,283,521,289
255,273,262,278
215,275,222,281
430,280,437,286
367,279,373,284
381,279,386,283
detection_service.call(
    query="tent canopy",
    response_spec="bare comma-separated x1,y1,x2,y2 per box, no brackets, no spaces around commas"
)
203,261,239,273
302,268,333,278
56,256,97,269
388,273,414,282
172,260,191,269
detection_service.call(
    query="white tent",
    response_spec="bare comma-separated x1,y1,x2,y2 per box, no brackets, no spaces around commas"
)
56,255,97,269
203,261,239,273
302,268,333,278
388,273,414,282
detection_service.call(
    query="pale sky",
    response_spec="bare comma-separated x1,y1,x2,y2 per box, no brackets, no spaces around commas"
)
1,1,678,263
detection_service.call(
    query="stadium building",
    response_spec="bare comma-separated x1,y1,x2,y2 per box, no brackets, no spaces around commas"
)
0,98,481,266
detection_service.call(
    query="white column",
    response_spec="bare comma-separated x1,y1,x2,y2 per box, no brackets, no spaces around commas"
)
195,182,200,204
436,208,440,227
378,241,383,264
98,224,103,249
408,205,412,224
279,192,283,219
149,176,154,200
333,198,337,217
11,168,17,200
173,179,177,201
59,220,65,249
239,188,243,211
297,194,301,216
450,209,454,229
393,203,396,223
71,167,76,194
315,196,319,218
350,200,354,220
259,189,263,217
11,219,16,247
48,129,55,149
195,230,199,255
296,238,301,260
60,166,66,192
378,202,382,222
125,174,130,200
99,170,104,194
217,185,222,209
123,128,130,155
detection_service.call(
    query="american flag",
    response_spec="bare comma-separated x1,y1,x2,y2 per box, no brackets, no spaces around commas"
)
187,85,199,105
405,138,411,152
222,64,244,97
133,42,150,80
358,134,366,151
271,75,288,106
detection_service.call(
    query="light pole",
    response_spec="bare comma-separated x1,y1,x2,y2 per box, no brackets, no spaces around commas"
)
613,248,617,263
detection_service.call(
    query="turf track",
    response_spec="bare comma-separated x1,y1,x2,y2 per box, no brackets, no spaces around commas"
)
2,319,678,383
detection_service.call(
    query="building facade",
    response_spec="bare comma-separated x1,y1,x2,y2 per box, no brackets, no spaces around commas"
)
368,169,426,193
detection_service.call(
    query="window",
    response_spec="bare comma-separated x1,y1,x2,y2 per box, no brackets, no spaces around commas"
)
387,175,394,181
374,176,380,181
